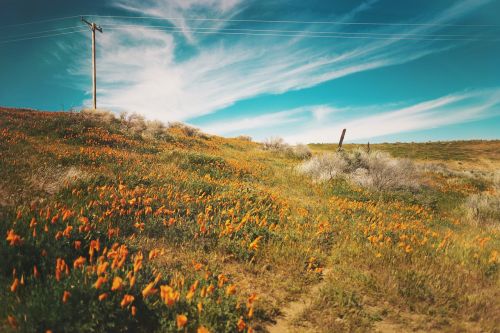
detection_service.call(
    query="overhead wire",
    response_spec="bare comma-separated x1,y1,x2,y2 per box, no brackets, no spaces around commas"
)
1,15,81,29
84,14,500,28
0,26,87,41
1,14,498,45
0,29,88,46
100,23,488,39
100,25,497,42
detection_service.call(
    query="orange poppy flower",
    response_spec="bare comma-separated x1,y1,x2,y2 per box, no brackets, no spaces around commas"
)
160,285,179,307
73,256,86,269
176,314,188,329
111,276,123,291
93,276,107,289
129,274,137,288
120,294,134,308
7,315,18,328
237,317,246,332
97,262,109,275
33,265,40,279
10,278,19,292
197,326,210,333
142,282,157,298
226,284,237,295
148,249,160,260
217,274,228,288
62,291,71,303
6,229,21,246
248,236,263,251
62,225,73,238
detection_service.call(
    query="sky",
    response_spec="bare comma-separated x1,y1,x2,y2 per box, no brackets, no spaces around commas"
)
1,0,499,143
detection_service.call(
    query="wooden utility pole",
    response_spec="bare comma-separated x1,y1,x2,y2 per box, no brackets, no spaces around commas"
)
81,17,103,109
338,128,347,150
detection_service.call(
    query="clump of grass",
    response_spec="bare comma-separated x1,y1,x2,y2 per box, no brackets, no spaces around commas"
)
463,193,500,227
298,149,419,191
235,135,252,142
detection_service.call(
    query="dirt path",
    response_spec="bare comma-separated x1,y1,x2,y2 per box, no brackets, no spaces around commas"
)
267,269,331,333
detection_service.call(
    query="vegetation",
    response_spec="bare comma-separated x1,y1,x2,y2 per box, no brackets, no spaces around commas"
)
0,107,498,332
298,149,419,190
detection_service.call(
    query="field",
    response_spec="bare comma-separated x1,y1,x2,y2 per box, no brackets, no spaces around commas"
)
0,107,498,332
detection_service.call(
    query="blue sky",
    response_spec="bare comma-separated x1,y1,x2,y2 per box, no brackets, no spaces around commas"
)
1,0,499,143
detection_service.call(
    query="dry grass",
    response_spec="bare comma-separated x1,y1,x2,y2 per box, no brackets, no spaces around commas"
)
464,192,500,228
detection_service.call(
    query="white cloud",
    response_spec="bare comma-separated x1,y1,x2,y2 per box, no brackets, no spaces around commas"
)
310,105,342,121
202,109,307,134
282,88,500,143
112,0,243,43
67,0,493,126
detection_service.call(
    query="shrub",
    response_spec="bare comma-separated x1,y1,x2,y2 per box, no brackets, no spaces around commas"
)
289,144,312,160
142,120,165,140
262,137,289,152
81,108,117,125
124,113,147,136
298,149,419,191
351,151,419,191
168,122,209,139
298,153,348,181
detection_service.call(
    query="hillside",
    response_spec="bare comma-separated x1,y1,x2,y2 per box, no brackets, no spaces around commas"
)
0,107,498,332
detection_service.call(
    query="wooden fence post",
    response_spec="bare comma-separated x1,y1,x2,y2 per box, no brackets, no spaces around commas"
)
338,128,346,150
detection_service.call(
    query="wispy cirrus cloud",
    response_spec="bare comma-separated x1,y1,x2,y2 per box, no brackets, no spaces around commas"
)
112,0,243,43
202,108,308,134
281,88,500,143
66,0,493,126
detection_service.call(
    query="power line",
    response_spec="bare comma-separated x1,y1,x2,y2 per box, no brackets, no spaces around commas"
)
101,25,497,42
1,16,498,46
0,26,83,41
2,13,498,31
0,25,496,46
0,29,87,46
100,23,488,38
1,15,81,29
86,14,500,28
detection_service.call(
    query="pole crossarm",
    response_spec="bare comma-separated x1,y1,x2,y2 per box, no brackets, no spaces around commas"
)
81,17,103,33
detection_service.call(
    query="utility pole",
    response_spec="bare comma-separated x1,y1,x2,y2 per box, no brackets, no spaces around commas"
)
81,17,102,110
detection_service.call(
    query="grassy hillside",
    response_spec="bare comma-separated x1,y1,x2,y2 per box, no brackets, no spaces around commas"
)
309,141,500,162
0,107,498,332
